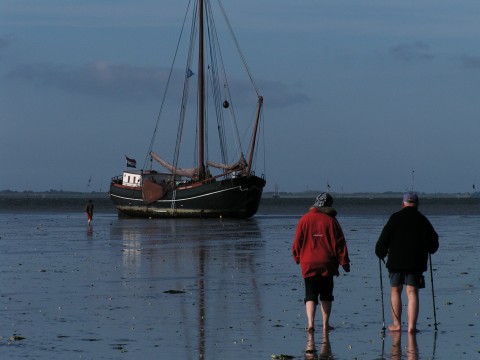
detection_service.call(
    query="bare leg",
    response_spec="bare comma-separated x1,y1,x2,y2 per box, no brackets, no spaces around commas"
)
320,301,334,330
389,285,403,331
406,285,419,333
306,301,316,332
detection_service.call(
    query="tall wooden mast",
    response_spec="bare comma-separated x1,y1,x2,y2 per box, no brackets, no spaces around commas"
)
246,96,263,175
198,0,205,180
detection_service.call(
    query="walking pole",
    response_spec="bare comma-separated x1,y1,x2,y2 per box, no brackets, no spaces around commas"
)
379,258,386,332
429,253,438,331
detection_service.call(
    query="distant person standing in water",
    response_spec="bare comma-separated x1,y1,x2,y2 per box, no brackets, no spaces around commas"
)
375,192,439,333
292,193,350,332
84,199,94,225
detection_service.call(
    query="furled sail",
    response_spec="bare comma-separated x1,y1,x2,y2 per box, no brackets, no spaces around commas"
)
206,154,247,172
150,151,198,178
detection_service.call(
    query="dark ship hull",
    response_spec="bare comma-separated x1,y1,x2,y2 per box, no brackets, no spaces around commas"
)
110,175,265,219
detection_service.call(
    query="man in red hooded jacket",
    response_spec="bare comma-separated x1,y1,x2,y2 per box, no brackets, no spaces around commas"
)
292,193,350,332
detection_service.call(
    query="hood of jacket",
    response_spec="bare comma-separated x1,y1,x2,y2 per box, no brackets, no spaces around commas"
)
311,206,337,217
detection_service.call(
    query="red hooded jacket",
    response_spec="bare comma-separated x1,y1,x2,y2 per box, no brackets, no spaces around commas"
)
292,207,350,278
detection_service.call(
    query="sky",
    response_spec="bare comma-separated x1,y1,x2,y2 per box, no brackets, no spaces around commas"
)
1,0,480,194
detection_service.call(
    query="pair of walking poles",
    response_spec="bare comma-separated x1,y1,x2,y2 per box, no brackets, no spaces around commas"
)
378,255,438,331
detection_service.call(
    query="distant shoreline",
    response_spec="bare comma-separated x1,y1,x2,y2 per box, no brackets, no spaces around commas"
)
1,192,478,216
0,191,109,199
1,189,478,199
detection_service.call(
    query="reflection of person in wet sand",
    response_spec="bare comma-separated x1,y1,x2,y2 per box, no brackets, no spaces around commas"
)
305,331,317,359
305,329,335,360
84,199,94,225
86,224,93,237
390,331,419,360
407,332,419,360
390,331,401,360
292,193,350,333
375,192,439,333
320,330,334,359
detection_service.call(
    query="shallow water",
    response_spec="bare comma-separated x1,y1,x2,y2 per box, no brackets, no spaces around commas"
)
0,198,478,359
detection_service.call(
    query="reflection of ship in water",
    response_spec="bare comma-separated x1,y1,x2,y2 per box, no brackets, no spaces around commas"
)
110,218,264,269
109,218,264,357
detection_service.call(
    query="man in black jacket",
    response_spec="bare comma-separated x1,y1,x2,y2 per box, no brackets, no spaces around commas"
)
375,192,439,333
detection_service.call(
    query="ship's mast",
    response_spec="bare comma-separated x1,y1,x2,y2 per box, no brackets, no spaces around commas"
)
246,96,263,175
198,0,205,180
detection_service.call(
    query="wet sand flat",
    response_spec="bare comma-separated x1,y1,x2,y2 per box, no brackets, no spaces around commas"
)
0,205,478,359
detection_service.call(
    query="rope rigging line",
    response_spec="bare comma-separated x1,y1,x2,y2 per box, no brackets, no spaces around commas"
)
211,17,244,163
217,0,260,96
215,0,262,166
144,0,264,180
174,0,198,172
144,0,193,170
205,0,230,165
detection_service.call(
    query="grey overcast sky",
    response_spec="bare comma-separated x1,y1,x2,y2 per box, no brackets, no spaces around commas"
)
1,0,480,193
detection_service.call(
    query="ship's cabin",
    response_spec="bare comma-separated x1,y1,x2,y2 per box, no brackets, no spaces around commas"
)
122,170,171,187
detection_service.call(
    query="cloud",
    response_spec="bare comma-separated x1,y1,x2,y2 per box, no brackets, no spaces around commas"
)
6,62,168,100
0,37,9,49
259,80,310,107
389,41,435,62
6,61,309,107
460,54,480,69
0,36,12,60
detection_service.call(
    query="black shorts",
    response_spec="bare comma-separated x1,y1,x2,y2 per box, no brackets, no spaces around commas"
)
389,272,424,288
304,275,334,304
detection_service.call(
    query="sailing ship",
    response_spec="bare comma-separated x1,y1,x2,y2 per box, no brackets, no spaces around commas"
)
109,0,266,218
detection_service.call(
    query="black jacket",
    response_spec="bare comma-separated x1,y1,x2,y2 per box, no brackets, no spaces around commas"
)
375,206,439,273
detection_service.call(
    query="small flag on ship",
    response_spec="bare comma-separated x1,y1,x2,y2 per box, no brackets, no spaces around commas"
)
125,156,137,168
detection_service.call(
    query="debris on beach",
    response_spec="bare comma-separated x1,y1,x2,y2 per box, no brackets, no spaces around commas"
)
163,290,186,294
9,334,26,341
112,343,128,353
